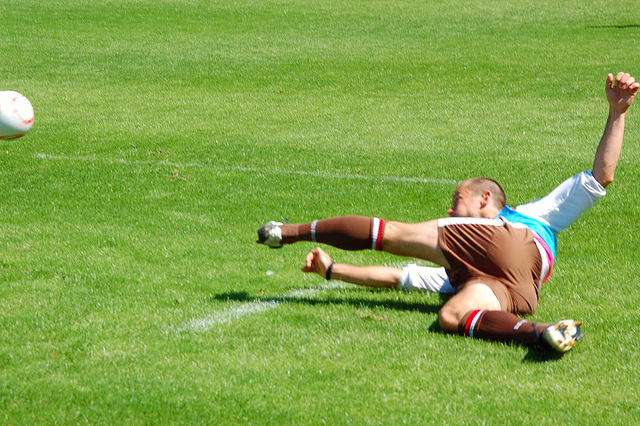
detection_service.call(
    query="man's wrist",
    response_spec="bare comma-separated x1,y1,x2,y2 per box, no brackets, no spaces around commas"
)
326,262,336,280
609,106,628,118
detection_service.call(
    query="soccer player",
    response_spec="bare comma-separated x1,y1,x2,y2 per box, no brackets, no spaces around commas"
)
256,72,638,353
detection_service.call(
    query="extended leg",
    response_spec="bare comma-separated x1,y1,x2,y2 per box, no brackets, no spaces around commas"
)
257,216,378,250
257,216,450,267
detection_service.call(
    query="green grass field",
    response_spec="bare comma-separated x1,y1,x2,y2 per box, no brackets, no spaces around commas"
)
1,0,639,423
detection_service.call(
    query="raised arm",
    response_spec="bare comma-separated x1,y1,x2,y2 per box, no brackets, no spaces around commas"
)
302,247,401,288
592,72,639,188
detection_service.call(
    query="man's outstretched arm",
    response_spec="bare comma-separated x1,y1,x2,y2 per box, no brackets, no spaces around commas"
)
302,247,401,288
592,72,639,188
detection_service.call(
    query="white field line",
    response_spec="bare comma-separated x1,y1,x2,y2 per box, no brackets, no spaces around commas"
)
176,300,281,332
34,153,458,185
175,282,346,333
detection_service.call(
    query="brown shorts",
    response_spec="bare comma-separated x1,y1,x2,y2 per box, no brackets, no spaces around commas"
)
437,218,542,315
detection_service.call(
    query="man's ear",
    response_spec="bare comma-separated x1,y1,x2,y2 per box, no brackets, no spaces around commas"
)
480,191,492,208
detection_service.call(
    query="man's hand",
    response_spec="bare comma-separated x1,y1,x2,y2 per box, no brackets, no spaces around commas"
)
606,72,639,115
302,247,333,278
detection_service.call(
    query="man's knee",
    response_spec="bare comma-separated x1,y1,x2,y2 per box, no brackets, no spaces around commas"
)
438,305,462,334
438,283,503,334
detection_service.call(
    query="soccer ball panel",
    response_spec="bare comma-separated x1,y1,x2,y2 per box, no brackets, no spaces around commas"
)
0,91,34,140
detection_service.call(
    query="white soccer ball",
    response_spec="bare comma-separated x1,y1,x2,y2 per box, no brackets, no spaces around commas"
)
0,91,34,140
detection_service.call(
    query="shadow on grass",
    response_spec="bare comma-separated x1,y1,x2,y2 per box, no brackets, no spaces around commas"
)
213,289,445,315
587,24,640,29
214,290,568,362
522,346,566,363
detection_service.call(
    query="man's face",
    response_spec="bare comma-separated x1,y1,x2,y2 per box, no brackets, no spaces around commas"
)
447,183,483,218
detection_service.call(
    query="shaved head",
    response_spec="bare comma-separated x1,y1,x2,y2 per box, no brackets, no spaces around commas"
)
461,178,507,210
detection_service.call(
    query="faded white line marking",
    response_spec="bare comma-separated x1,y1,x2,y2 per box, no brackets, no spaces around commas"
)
35,153,458,185
177,300,281,332
175,282,346,333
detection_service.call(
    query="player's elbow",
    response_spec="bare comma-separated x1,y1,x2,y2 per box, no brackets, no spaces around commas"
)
593,169,614,188
598,173,614,188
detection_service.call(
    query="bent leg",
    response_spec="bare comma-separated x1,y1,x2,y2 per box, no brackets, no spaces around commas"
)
439,282,546,346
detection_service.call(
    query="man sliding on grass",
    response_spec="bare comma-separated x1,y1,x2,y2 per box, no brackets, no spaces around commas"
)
256,72,638,353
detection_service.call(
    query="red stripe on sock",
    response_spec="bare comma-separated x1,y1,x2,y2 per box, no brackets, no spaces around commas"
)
375,218,384,251
464,310,483,337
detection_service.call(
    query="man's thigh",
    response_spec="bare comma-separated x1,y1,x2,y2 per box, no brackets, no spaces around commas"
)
453,276,538,316
382,220,451,268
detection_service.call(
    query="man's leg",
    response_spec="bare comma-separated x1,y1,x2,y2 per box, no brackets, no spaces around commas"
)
257,216,450,268
382,220,450,268
440,282,545,344
286,216,374,250
258,216,380,250
438,283,583,351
